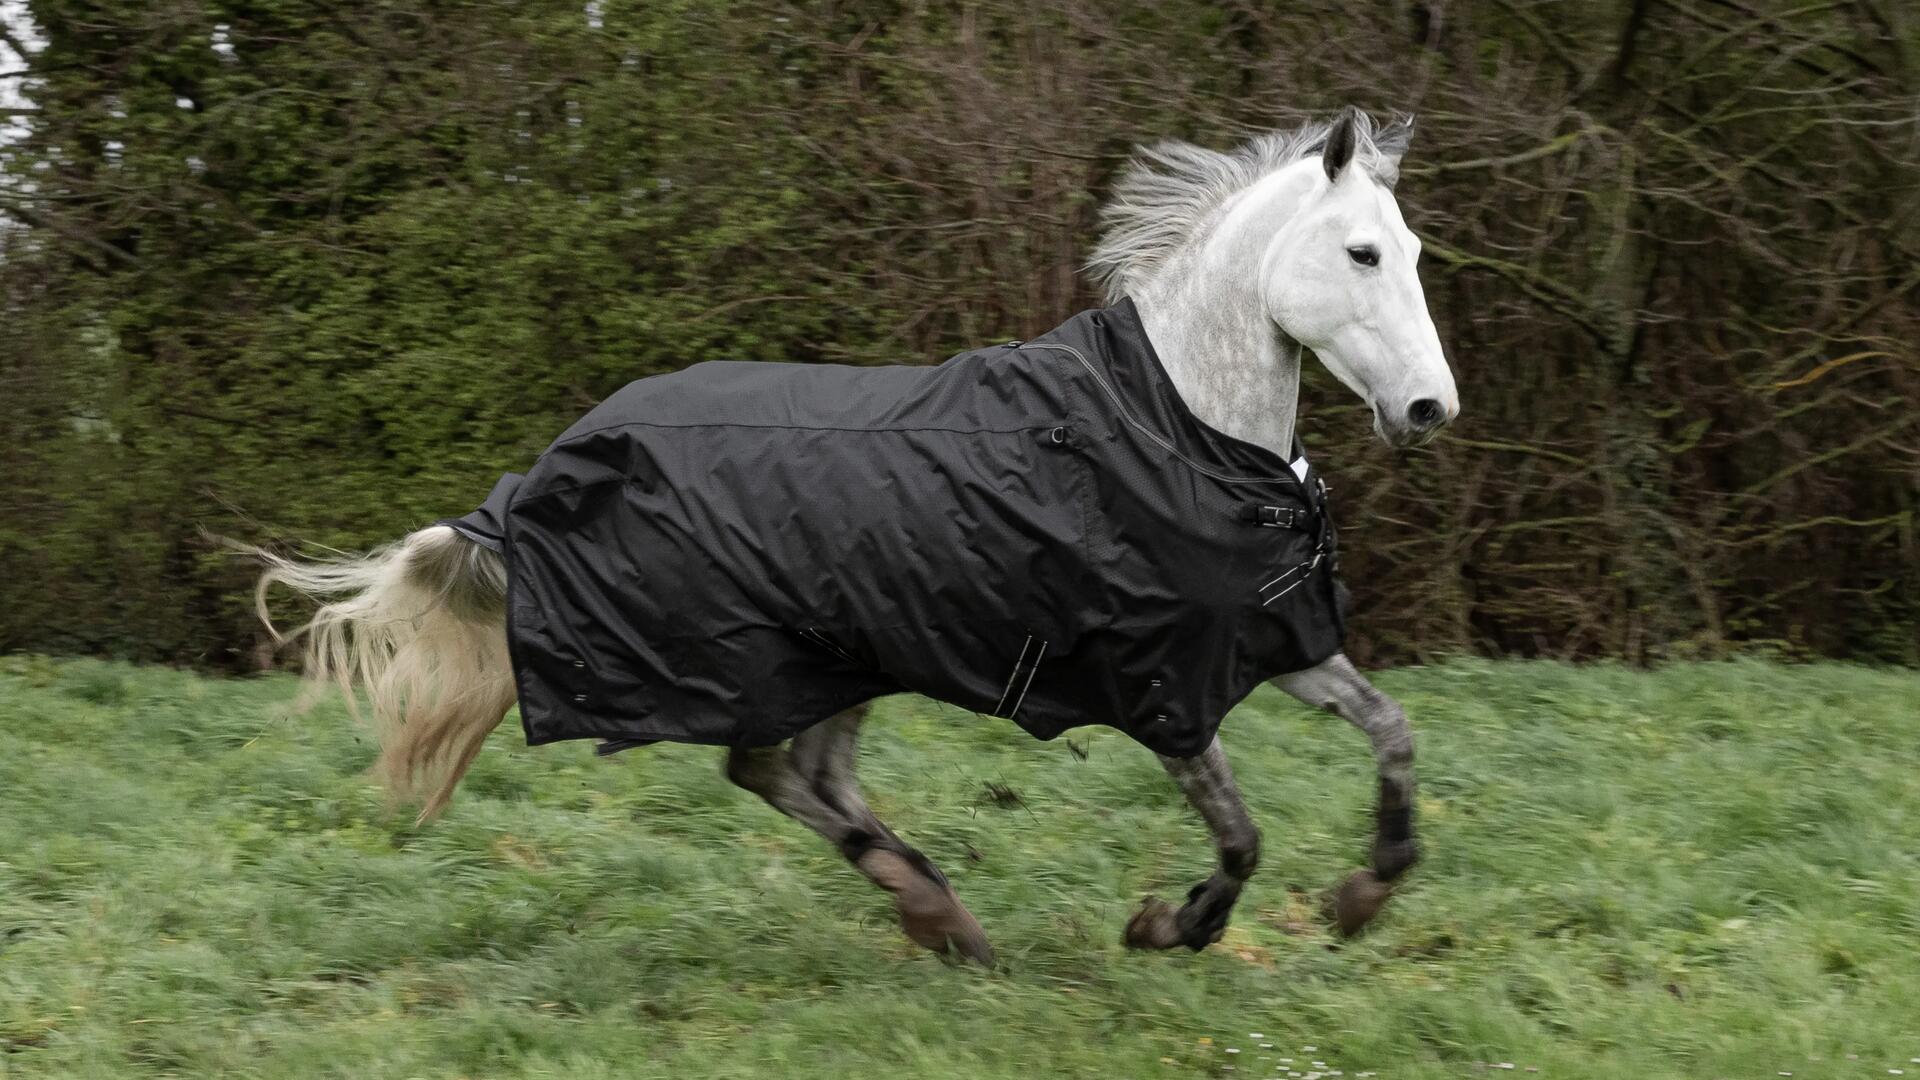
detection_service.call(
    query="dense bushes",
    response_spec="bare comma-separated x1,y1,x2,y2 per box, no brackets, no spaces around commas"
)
2,1,1914,666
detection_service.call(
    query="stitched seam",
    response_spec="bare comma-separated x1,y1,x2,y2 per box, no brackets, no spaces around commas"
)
513,421,1066,507
1024,342,1302,487
1069,451,1095,601
548,418,1057,454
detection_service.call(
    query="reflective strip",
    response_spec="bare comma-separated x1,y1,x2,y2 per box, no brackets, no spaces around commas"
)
802,627,858,665
994,635,1034,715
1005,640,1049,720
1258,563,1308,593
1261,553,1325,606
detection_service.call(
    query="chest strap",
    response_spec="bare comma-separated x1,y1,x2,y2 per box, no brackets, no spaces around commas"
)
1240,503,1309,529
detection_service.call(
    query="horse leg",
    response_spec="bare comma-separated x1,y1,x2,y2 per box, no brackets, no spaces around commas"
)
1124,737,1260,951
724,705,993,965
1274,653,1419,935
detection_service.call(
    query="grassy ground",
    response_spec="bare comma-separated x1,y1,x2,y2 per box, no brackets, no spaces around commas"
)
0,656,1916,1079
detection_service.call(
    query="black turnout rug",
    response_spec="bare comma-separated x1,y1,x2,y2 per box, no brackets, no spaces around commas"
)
446,300,1345,759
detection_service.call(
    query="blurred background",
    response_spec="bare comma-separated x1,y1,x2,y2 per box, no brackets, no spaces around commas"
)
2,0,1915,669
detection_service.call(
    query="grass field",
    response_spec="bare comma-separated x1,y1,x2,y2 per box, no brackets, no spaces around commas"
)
1,656,1917,1078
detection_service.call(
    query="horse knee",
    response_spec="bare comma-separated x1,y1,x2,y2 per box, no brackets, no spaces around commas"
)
1220,823,1261,881
1365,693,1413,754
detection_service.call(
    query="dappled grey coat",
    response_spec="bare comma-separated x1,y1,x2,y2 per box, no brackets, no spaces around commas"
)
447,300,1345,759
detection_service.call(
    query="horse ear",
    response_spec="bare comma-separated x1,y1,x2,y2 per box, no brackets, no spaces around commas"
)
1322,107,1359,183
1375,113,1415,159
1373,113,1415,187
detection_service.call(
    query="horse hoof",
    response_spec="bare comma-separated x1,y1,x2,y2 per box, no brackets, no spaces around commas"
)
1325,868,1393,937
918,909,995,968
859,849,995,966
945,926,996,968
1123,895,1183,950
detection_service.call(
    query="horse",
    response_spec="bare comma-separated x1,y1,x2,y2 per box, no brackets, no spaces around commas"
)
257,107,1458,967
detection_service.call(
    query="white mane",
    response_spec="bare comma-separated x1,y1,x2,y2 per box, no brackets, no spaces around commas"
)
1086,112,1413,303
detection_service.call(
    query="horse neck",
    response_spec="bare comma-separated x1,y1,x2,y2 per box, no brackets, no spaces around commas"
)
1129,175,1308,459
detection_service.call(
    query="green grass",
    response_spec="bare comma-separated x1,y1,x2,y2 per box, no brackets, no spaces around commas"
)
1,656,1916,1079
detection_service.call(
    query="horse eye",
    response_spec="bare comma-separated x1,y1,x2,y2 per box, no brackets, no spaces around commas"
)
1347,245,1379,267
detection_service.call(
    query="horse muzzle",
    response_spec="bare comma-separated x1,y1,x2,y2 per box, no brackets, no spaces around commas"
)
1374,395,1457,447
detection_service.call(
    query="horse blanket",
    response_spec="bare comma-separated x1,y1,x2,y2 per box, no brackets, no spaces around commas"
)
446,299,1345,759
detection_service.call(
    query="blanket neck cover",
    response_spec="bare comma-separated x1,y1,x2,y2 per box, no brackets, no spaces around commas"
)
448,300,1346,759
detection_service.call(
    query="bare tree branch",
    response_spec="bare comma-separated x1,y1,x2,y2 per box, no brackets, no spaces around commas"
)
0,197,140,269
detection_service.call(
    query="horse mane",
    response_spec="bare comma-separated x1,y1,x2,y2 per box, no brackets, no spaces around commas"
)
1086,111,1414,303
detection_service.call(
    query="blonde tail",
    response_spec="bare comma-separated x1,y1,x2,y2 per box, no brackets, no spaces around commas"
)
256,525,516,819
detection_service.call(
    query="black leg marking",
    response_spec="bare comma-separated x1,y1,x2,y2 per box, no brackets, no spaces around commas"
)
1274,654,1421,933
723,707,991,965
1125,737,1261,952
1372,776,1420,883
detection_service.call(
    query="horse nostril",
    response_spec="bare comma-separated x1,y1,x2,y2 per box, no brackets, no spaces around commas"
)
1407,398,1444,430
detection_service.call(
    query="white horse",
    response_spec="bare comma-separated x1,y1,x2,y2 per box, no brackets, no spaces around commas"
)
259,108,1457,964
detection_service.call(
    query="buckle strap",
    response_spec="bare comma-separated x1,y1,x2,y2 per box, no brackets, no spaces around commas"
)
1240,503,1306,529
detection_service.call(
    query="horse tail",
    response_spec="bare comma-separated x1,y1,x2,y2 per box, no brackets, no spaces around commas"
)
255,525,515,820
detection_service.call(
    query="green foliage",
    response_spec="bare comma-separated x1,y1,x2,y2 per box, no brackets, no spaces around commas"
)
2,1,864,663
1,658,1917,1077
